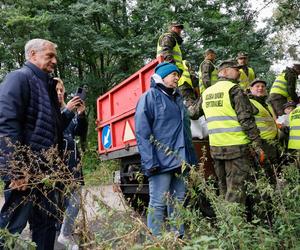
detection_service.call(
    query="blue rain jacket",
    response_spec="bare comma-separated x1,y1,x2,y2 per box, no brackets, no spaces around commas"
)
135,74,197,176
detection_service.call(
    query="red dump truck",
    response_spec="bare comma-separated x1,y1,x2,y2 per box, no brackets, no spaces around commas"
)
96,58,214,210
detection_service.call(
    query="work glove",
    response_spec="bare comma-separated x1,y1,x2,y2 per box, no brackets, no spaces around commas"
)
250,143,265,166
255,147,265,166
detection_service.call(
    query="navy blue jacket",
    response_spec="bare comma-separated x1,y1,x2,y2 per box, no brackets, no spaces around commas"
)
61,108,88,184
135,74,197,176
0,62,68,181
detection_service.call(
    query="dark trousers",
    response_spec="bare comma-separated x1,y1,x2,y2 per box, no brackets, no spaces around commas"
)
0,184,59,250
213,156,252,205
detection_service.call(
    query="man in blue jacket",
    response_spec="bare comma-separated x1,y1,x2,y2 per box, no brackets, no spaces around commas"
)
135,62,197,237
0,39,81,249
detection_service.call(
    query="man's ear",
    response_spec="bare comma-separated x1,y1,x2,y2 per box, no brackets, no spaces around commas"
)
29,49,36,59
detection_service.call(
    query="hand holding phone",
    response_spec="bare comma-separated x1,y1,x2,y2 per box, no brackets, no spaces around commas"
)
75,87,86,101
66,96,82,111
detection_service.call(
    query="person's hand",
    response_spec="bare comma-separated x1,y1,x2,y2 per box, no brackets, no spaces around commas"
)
250,146,265,166
256,147,265,165
77,101,86,115
66,96,82,112
9,178,29,191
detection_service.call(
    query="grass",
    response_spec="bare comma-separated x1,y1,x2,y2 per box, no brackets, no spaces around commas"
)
82,155,119,186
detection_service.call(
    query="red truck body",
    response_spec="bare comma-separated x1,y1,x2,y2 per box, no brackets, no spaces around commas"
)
96,58,160,160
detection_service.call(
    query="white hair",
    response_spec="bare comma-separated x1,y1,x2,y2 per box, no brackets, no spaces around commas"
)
24,38,57,60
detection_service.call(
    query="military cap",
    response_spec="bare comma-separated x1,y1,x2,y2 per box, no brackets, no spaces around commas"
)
293,61,300,69
218,59,242,71
170,21,184,29
282,101,297,110
237,52,248,59
250,78,267,87
204,48,216,55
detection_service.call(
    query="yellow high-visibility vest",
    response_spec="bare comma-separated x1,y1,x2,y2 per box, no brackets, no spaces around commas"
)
288,106,300,149
202,81,250,146
157,33,183,71
198,60,218,94
239,67,255,90
250,99,277,140
178,60,192,87
270,72,291,100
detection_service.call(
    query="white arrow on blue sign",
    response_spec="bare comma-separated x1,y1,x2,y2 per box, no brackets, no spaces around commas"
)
102,125,112,149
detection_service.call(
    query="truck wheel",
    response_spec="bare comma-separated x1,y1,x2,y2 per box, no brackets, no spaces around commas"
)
120,156,149,214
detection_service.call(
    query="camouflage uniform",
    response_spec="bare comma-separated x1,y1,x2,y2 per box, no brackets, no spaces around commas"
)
158,30,203,119
268,67,299,117
178,82,202,120
248,94,279,184
209,78,262,204
212,145,254,203
200,59,216,89
157,31,183,67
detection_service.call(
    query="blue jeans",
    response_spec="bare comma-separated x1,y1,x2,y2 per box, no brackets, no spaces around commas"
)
61,187,81,236
147,170,186,236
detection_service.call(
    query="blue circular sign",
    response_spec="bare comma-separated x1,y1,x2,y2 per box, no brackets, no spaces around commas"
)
102,125,112,149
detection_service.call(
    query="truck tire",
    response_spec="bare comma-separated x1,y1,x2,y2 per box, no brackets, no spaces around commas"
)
120,156,149,214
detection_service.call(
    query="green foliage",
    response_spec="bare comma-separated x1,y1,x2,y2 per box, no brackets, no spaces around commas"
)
75,161,300,249
0,229,36,250
81,110,119,185
0,0,275,90
179,163,300,250
266,0,300,61
273,0,300,29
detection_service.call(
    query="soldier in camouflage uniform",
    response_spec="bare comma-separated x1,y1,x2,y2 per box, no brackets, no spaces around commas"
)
248,79,279,184
198,49,218,95
268,63,300,117
236,52,256,91
202,60,263,204
178,60,202,119
156,22,184,73
157,23,202,119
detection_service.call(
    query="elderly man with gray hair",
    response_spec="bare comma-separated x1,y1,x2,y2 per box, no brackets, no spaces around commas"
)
0,39,77,249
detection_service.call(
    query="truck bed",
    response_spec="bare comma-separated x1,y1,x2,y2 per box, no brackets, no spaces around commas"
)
96,59,160,160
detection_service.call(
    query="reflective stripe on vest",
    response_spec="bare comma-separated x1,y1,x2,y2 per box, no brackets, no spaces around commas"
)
270,73,291,100
250,99,277,140
239,67,255,90
202,81,250,146
178,60,193,87
157,33,183,71
288,107,300,149
198,60,218,94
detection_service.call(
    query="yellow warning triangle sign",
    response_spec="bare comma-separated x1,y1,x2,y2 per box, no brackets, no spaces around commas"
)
123,121,135,142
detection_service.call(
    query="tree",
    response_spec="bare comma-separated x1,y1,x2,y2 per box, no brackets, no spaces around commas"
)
267,0,300,61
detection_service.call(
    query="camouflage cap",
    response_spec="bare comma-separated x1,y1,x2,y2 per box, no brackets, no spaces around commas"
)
250,78,267,87
282,101,297,110
293,61,300,69
204,48,216,55
218,59,242,71
170,21,184,29
237,52,248,59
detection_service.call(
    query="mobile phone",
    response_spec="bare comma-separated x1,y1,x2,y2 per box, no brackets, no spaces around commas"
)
75,87,86,101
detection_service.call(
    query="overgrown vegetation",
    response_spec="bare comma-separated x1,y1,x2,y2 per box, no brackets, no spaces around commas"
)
80,113,119,186
74,158,300,249
0,140,299,249
0,0,299,248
